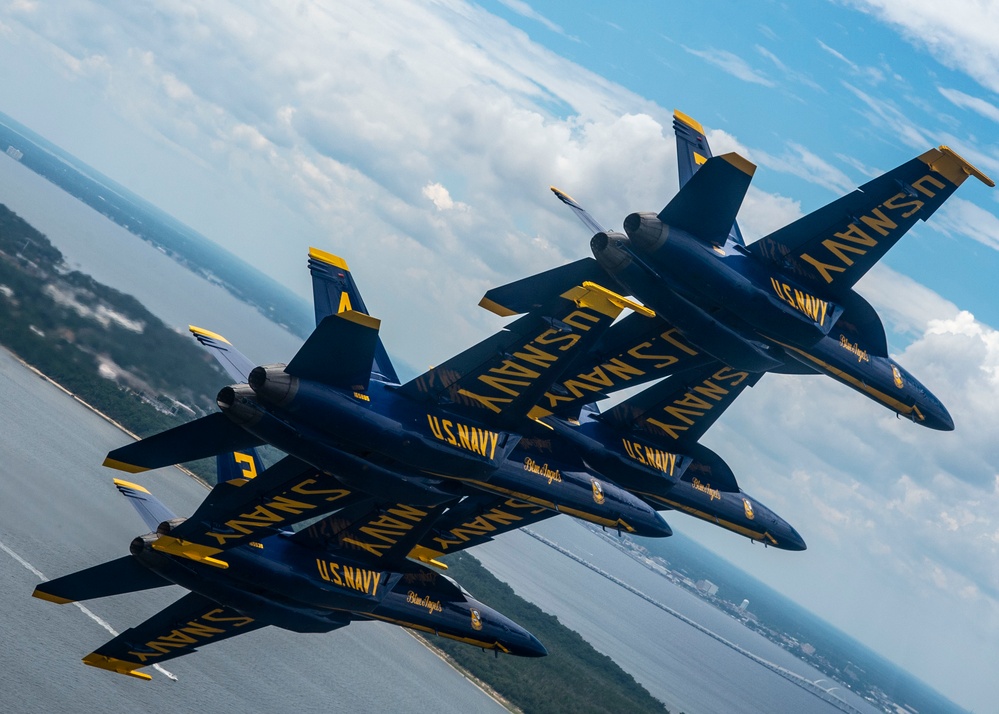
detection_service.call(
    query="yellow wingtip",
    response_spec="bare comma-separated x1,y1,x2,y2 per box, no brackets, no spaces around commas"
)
309,247,350,270
32,588,73,605
549,185,577,203
102,457,149,474
937,146,995,187
478,296,517,317
189,325,231,345
113,478,150,494
82,654,153,680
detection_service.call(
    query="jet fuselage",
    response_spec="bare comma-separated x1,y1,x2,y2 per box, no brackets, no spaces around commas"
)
217,375,672,537
129,529,547,656
591,223,953,429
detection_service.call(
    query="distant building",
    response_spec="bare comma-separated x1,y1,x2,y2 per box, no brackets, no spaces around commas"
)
695,579,718,597
6,146,23,161
738,599,749,612
800,643,816,656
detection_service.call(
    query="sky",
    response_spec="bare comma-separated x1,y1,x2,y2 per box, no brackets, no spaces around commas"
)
1,0,998,710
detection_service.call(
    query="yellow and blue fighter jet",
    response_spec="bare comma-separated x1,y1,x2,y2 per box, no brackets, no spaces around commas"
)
549,110,993,430
33,450,546,680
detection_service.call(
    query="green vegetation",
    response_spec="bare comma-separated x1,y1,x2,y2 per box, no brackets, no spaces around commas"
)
434,551,670,714
0,203,226,480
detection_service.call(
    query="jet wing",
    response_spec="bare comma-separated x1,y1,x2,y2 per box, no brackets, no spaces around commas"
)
397,281,649,427
749,146,993,297
539,311,713,418
308,247,400,384
82,592,265,680
291,498,452,568
600,361,762,449
673,110,746,246
157,455,366,559
680,443,741,493
408,494,555,564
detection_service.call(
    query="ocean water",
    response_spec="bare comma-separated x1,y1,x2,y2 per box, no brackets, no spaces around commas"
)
474,520,879,714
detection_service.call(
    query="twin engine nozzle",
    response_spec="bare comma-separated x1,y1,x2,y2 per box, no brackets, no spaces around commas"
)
216,363,297,423
589,213,668,274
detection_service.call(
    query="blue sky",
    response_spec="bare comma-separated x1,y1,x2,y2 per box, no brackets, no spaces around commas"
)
1,1,998,710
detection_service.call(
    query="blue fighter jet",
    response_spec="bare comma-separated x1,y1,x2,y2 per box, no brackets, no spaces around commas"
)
550,110,993,430
34,450,546,680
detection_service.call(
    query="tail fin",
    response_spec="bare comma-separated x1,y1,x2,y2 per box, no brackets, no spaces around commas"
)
32,555,170,605
216,447,265,484
308,247,400,384
478,257,607,317
658,151,755,246
673,110,746,246
285,310,381,391
114,479,178,531
190,325,256,383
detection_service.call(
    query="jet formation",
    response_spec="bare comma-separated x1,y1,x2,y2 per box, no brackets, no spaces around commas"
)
36,110,989,678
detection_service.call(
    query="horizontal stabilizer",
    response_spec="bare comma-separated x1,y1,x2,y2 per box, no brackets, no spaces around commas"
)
750,146,994,295
190,325,256,382
104,412,265,473
169,455,365,554
658,152,756,244
673,110,746,246
479,258,607,317
33,556,170,605
83,592,264,679
682,443,740,493
286,310,380,391
114,479,178,531
601,362,761,449
308,248,400,384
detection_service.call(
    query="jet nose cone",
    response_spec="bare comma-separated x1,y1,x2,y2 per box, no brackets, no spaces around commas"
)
648,512,673,538
783,526,807,552
929,403,954,431
522,633,548,658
